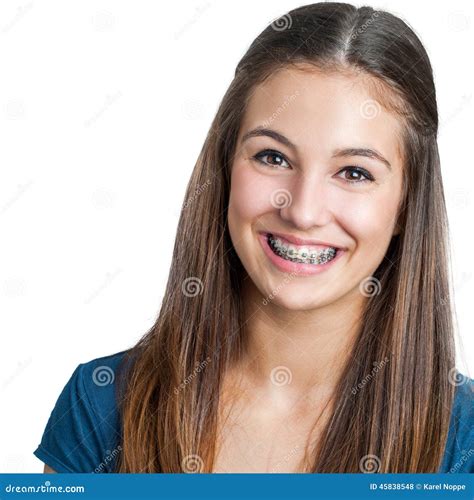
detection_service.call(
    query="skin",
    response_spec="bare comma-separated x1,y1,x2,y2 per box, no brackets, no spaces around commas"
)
226,64,404,418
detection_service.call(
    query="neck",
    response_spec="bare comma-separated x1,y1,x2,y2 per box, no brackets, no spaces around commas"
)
234,277,366,406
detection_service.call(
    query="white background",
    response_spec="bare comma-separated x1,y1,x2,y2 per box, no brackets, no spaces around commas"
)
0,0,472,472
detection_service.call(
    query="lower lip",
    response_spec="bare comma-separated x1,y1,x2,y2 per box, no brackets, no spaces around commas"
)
258,233,345,276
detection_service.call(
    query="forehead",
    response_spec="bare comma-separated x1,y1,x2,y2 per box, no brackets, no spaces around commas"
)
240,65,404,163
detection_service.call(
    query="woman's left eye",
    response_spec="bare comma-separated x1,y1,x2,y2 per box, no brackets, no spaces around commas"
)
251,150,291,169
251,151,374,184
336,166,374,184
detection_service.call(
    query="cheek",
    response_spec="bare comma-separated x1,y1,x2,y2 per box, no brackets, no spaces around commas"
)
337,190,400,257
228,160,401,254
228,161,279,223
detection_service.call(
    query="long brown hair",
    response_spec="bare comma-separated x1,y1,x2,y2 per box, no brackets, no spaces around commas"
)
114,2,456,472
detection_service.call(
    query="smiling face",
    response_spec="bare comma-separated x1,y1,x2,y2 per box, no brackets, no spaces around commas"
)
227,64,405,311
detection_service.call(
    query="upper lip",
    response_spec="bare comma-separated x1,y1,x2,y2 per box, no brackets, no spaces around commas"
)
262,231,345,249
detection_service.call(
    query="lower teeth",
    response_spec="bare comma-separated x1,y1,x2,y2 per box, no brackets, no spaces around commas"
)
267,235,336,265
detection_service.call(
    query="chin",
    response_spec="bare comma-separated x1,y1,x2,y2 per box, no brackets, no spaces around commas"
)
261,290,330,311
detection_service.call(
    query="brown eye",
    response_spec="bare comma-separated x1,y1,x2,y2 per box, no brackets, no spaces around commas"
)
337,166,374,184
252,150,291,169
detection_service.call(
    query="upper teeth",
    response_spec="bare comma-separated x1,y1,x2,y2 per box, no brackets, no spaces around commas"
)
268,234,337,263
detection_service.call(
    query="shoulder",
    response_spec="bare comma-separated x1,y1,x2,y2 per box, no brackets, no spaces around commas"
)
34,349,131,473
439,375,474,473
76,349,130,418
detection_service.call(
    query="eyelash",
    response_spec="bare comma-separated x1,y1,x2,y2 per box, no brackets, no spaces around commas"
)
251,149,375,184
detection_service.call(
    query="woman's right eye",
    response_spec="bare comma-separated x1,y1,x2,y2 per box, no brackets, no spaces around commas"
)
251,149,291,169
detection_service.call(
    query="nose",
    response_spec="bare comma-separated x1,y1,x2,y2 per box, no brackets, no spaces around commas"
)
278,171,333,230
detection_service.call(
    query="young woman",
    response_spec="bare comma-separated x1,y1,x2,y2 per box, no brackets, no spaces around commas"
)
34,2,473,473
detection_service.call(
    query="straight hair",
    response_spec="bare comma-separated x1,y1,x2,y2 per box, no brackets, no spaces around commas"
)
114,2,456,472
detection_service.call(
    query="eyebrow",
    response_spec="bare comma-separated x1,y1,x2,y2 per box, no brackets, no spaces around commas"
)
241,127,392,170
332,147,392,170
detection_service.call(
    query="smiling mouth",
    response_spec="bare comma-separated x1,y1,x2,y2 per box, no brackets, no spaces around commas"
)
266,233,338,265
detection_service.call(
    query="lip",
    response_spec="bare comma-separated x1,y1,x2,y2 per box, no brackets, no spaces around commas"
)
258,232,345,277
259,231,345,250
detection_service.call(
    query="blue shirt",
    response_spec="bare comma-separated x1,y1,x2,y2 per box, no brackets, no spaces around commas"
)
33,350,474,473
